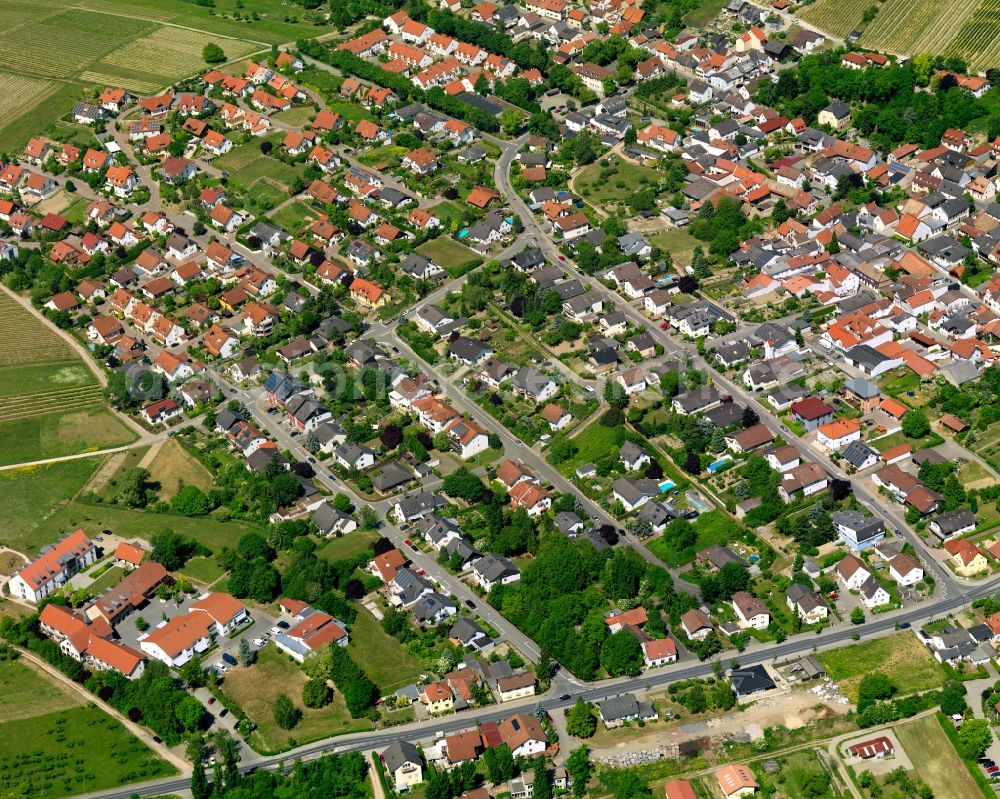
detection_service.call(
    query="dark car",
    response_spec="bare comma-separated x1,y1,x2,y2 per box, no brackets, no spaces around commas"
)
221,652,238,667
277,621,290,630
208,697,216,705
559,694,571,701
898,621,911,629
219,708,229,718
465,599,476,609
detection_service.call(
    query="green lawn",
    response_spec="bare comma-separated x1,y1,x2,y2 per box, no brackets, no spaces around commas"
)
574,156,663,206
221,646,373,754
315,532,378,563
649,227,701,264
62,197,92,225
416,237,483,271
0,658,82,723
817,633,945,702
646,510,737,567
556,420,626,474
0,704,175,799
272,106,316,128
869,429,945,454
87,565,125,596
232,159,304,191
0,407,137,467
270,200,318,234
179,555,227,587
0,457,103,555
347,605,424,692
38,501,266,558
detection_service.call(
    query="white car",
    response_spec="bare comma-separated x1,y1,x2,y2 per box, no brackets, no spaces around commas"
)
268,626,282,636
252,638,267,647
216,663,228,673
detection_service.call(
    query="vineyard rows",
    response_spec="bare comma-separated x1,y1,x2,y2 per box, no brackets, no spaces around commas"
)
0,9,152,78
945,0,1000,70
799,0,1000,64
0,295,73,367
0,386,104,424
0,73,61,132
798,0,870,39
96,27,261,86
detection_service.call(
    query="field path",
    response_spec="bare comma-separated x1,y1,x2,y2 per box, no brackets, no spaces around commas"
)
12,644,190,774
137,439,164,470
0,442,150,472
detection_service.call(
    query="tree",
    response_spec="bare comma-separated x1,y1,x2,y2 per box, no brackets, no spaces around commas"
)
177,694,206,732
443,467,487,502
742,405,759,428
303,677,332,708
600,630,644,677
566,746,591,795
180,657,207,688
958,718,992,759
150,529,193,571
500,108,524,135
826,231,840,254
533,760,552,799
203,42,227,63
333,493,353,513
902,409,930,438
273,693,301,729
857,672,896,712
191,759,211,799
940,681,968,716
604,380,629,409
566,699,598,738
851,606,865,625
684,450,701,475
238,637,255,667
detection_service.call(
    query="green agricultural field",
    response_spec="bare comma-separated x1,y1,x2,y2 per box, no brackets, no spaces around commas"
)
0,362,95,399
896,715,984,799
0,703,175,799
0,407,137,467
0,458,103,555
416,237,483,271
0,658,82,723
817,633,945,702
0,0,335,151
0,292,136,466
221,646,373,754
